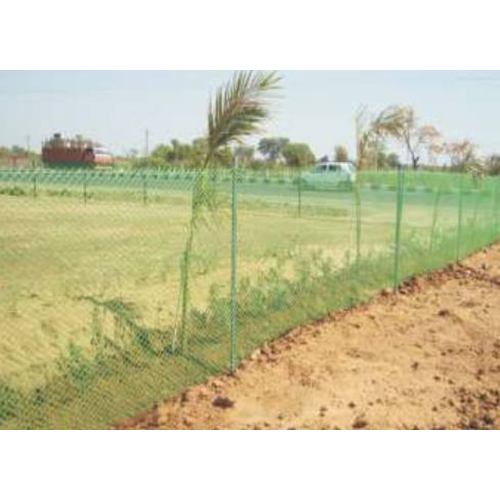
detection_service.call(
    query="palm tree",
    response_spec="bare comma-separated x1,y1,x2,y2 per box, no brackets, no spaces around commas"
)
174,70,282,352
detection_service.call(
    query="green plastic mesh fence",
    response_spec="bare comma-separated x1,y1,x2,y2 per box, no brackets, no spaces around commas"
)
0,166,499,429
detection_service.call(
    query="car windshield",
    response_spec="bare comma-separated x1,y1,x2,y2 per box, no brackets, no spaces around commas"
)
314,164,342,173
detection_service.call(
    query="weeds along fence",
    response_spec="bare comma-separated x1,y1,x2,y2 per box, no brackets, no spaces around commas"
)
0,166,499,429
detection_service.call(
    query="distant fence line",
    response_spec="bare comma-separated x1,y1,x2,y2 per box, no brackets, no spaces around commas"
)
0,166,489,202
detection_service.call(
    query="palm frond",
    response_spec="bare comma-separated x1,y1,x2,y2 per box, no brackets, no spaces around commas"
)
205,71,282,167
175,71,281,351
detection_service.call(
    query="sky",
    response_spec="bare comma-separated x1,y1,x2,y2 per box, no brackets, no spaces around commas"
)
1,70,499,158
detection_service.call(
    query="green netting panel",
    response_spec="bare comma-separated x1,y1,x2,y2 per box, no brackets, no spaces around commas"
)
398,170,459,281
1,167,500,429
0,168,229,428
235,170,360,362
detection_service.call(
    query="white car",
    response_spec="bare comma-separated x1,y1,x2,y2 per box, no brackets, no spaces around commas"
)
302,162,356,190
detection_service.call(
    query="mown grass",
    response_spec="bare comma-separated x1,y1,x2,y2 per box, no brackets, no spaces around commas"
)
359,169,496,193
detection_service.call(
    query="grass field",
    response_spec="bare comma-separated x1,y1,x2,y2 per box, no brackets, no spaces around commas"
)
0,169,499,428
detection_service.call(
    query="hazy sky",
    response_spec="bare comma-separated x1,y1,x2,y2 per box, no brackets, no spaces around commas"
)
1,71,499,157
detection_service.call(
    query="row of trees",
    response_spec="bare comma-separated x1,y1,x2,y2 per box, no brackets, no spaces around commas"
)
0,146,39,167
132,137,316,170
140,105,491,174
0,145,32,157
0,104,495,175
353,105,489,174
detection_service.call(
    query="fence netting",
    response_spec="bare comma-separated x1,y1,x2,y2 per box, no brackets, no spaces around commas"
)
0,167,499,429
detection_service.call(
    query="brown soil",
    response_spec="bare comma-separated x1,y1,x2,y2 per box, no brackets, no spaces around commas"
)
117,245,500,430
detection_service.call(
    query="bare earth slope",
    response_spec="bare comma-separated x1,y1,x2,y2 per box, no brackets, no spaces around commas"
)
118,245,500,430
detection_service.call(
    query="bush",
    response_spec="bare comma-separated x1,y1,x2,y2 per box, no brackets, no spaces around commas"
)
0,382,22,426
487,155,500,176
0,186,27,197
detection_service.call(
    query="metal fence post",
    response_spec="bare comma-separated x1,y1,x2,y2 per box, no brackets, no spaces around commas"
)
32,169,38,199
495,176,500,241
353,180,362,265
297,169,302,218
83,171,88,204
393,166,405,291
457,173,464,260
429,187,441,253
471,178,482,250
230,157,239,372
142,171,148,205
489,177,497,244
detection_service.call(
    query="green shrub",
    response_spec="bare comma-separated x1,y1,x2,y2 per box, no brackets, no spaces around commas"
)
0,382,22,426
0,186,27,197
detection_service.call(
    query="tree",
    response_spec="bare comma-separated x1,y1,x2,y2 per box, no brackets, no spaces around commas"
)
150,144,173,168
169,139,192,165
372,143,401,170
355,106,373,171
213,146,233,167
234,145,255,166
176,70,281,351
420,125,443,166
191,138,233,167
352,105,403,264
487,155,500,176
444,140,479,173
258,137,289,163
386,152,401,170
353,106,372,263
150,138,234,169
190,138,208,165
334,145,349,163
11,145,26,155
377,106,441,170
282,143,316,168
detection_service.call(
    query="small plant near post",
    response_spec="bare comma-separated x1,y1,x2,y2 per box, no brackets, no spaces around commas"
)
393,165,406,291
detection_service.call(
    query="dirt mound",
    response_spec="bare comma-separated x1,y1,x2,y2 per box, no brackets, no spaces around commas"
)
117,245,500,430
